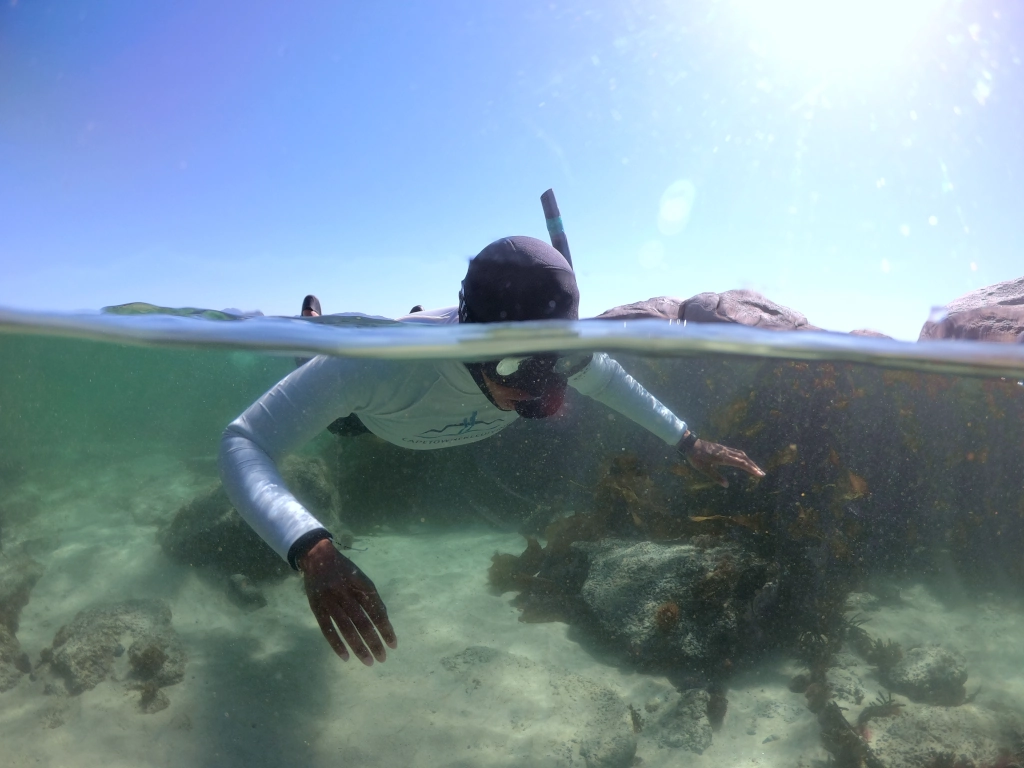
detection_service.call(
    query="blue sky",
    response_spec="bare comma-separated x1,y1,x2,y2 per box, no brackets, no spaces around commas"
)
1,0,1021,339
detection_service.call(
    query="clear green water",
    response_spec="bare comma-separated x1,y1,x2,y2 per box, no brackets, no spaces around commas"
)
2,315,1024,768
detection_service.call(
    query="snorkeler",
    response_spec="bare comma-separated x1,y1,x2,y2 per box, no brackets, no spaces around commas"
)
219,236,765,666
301,295,321,317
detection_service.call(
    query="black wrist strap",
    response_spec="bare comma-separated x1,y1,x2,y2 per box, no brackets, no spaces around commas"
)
678,431,698,454
287,528,334,571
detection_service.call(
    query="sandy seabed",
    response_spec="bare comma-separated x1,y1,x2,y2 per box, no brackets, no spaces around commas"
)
2,454,1024,768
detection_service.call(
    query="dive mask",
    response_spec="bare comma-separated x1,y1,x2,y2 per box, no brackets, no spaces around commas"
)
469,352,593,419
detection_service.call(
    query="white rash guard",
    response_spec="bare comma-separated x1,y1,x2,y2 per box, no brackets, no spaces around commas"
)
219,307,688,566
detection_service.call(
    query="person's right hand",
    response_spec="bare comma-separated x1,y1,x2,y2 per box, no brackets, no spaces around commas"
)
678,431,766,489
298,538,397,665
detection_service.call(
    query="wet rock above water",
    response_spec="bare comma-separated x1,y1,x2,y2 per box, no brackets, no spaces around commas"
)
883,646,968,705
593,289,819,331
935,274,1024,314
576,539,769,670
678,289,820,331
41,598,185,698
919,305,1024,342
919,274,1024,341
593,296,682,321
849,328,894,339
439,646,637,768
0,555,44,692
160,455,343,581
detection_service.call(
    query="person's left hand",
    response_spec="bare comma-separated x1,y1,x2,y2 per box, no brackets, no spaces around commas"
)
680,434,765,488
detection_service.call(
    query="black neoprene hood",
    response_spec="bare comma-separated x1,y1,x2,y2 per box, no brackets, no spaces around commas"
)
459,236,579,324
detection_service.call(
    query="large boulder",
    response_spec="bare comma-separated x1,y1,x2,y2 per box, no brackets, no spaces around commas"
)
868,704,1021,768
883,645,968,705
849,328,893,339
159,456,343,581
678,289,820,331
592,291,817,330
919,275,1024,341
575,539,770,670
593,297,682,321
935,274,1024,313
919,305,1024,342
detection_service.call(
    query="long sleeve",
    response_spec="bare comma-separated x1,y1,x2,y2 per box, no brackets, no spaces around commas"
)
219,354,513,564
568,353,687,445
218,355,376,563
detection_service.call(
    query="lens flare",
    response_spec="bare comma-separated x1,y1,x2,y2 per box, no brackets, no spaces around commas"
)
731,0,945,75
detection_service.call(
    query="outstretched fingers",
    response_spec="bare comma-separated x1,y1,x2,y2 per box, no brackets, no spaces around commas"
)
688,440,766,487
300,542,398,665
343,595,390,664
356,589,398,650
717,447,766,478
315,600,379,666
312,605,352,662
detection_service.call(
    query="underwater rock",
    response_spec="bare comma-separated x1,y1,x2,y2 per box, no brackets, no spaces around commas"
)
160,484,288,579
278,455,344,526
884,646,968,706
919,305,1024,342
160,455,343,581
648,688,714,753
677,289,821,331
439,646,637,768
867,703,1021,768
593,296,682,321
44,599,185,696
575,539,769,670
818,700,887,768
0,555,44,691
0,624,32,691
137,680,170,714
823,652,868,710
0,555,45,633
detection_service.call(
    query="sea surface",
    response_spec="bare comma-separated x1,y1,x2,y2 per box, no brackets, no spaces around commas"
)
1,307,1023,768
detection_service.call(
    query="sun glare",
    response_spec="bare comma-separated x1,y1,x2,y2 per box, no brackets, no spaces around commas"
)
732,0,945,76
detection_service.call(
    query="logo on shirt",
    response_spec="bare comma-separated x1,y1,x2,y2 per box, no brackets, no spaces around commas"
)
416,410,504,439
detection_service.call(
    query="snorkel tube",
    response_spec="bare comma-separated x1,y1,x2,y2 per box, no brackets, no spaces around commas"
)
460,192,583,419
540,188,573,269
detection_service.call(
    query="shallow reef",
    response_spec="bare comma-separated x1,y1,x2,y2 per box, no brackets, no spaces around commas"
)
35,598,186,713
